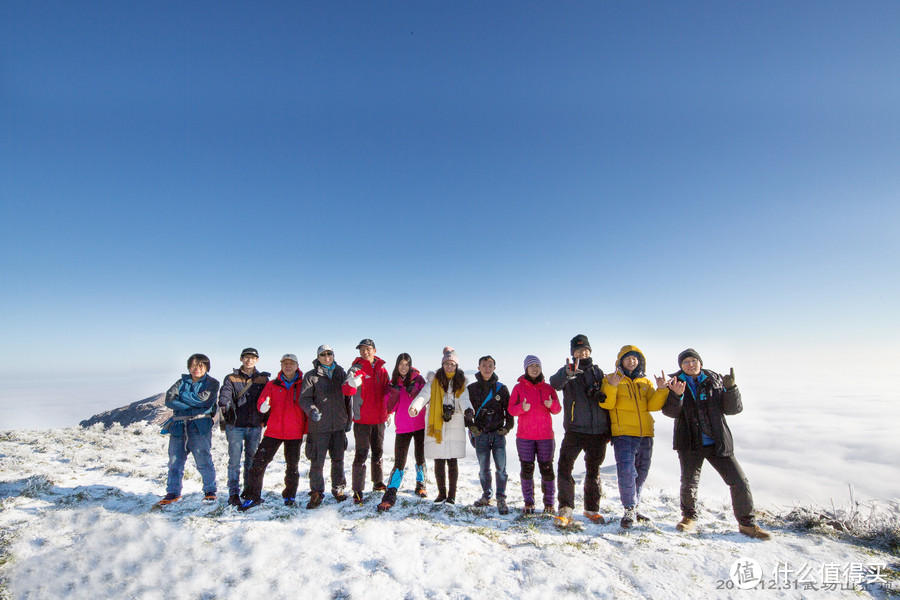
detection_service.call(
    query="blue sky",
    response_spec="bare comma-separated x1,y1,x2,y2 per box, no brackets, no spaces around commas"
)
2,2,899,424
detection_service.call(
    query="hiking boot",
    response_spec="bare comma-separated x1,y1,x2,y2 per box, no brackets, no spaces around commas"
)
433,493,446,503
238,497,263,512
373,482,387,492
353,491,365,505
497,498,509,515
284,497,296,507
155,493,181,507
202,492,217,504
523,504,535,515
543,505,555,514
377,498,394,512
333,490,348,502
415,483,427,498
621,508,635,529
676,517,696,532
306,492,324,510
473,495,492,508
739,523,772,541
636,512,651,522
583,511,606,524
555,506,574,527
228,494,241,507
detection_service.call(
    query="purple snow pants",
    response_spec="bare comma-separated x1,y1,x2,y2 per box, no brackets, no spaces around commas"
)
516,437,556,507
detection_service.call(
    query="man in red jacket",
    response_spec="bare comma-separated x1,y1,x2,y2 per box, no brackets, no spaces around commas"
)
346,338,391,504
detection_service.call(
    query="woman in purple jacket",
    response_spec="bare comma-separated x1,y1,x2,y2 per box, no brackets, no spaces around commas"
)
378,353,428,511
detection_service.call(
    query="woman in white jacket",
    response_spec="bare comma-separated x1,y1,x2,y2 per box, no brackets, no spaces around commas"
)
409,348,472,504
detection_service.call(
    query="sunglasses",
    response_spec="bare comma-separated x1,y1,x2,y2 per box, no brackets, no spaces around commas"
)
319,351,334,357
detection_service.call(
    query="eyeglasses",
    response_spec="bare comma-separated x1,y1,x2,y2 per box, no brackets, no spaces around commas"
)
319,352,334,357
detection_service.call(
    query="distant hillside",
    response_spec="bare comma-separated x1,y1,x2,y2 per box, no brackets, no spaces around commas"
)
79,393,167,428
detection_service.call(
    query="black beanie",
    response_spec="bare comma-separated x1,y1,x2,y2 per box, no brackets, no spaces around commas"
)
677,348,703,367
570,334,591,354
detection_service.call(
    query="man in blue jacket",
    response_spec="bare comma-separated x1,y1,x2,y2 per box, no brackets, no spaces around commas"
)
157,353,220,507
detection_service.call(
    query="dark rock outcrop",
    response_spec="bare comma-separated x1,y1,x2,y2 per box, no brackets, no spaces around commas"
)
79,393,168,428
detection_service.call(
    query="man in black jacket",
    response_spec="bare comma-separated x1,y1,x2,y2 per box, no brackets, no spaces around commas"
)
218,348,270,506
299,345,352,508
662,348,770,540
549,334,611,526
465,355,513,514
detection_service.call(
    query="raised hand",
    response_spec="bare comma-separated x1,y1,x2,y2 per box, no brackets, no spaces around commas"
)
723,367,736,389
654,371,667,389
566,358,582,378
607,372,622,386
666,378,686,395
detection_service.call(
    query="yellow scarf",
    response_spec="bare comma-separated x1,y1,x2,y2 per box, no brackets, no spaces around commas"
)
426,374,463,444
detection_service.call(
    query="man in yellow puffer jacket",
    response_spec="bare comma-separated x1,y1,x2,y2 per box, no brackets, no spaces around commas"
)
599,345,668,528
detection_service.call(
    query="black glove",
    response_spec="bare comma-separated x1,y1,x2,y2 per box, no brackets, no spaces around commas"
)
344,421,352,433
310,406,322,422
442,404,454,422
723,368,736,390
586,382,606,403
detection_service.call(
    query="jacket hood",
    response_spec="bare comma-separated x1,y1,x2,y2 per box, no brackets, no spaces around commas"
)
616,345,646,378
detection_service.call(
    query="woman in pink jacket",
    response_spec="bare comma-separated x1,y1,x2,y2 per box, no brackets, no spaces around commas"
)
378,353,428,511
508,355,561,514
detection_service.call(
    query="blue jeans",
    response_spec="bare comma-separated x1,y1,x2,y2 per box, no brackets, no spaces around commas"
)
225,425,263,497
474,431,508,499
166,430,216,496
612,435,653,509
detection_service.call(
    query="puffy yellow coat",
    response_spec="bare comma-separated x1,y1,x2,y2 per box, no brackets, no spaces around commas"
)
599,345,668,438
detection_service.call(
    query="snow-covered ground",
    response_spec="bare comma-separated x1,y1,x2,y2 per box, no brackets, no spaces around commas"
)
1,423,897,599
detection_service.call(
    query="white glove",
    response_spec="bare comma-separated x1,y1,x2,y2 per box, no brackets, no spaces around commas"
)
260,397,270,413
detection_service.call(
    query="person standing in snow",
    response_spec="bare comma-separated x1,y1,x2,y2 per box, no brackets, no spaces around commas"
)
549,334,611,526
157,353,220,507
661,348,771,540
238,353,308,511
377,353,428,511
509,355,561,514
217,347,270,507
346,338,391,504
465,355,513,514
298,345,352,509
409,348,473,504
599,345,668,528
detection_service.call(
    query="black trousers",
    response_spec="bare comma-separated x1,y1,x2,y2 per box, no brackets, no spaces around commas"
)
678,446,755,525
243,436,301,500
352,423,385,492
393,429,426,470
556,431,609,511
306,430,348,494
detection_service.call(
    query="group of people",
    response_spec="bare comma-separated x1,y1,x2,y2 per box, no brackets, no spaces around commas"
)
159,335,771,540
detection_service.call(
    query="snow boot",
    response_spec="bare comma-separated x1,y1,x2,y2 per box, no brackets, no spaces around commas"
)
621,508,635,529
377,488,397,512
497,498,509,515
473,494,492,508
155,493,181,507
676,517,696,532
739,523,772,541
555,506,574,528
238,497,263,512
306,492,324,509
